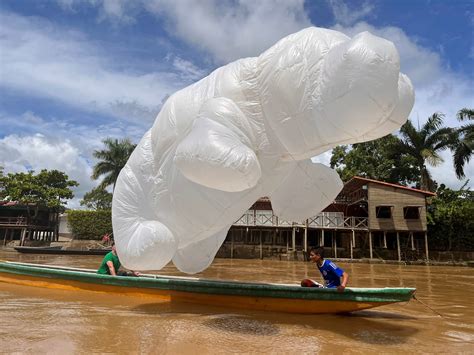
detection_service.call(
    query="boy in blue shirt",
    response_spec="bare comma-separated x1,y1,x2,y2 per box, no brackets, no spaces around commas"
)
302,247,349,292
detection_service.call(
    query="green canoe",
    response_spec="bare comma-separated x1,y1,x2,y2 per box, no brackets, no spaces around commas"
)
0,261,415,314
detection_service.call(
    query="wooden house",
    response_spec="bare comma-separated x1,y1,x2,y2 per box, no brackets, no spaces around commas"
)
220,176,435,262
0,202,60,246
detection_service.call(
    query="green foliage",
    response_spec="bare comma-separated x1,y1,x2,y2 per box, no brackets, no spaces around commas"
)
92,138,136,190
80,186,112,210
427,183,474,251
329,135,419,184
452,108,474,179
394,113,456,191
67,210,112,240
0,169,78,209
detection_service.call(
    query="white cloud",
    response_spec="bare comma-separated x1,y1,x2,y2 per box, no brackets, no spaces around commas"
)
0,134,94,208
97,0,136,24
0,111,151,207
0,11,183,124
58,0,311,61
328,0,375,26
143,0,311,64
171,56,208,82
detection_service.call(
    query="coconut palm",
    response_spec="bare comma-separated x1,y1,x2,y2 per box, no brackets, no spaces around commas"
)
393,113,456,191
92,138,136,190
453,108,474,179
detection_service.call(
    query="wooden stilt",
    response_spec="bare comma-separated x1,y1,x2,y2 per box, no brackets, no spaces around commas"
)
20,228,27,246
230,230,234,259
383,231,387,249
334,231,337,258
410,232,415,251
304,220,308,252
424,232,429,262
397,232,401,261
291,227,296,252
350,230,354,259
321,229,325,246
259,230,263,259
369,231,373,259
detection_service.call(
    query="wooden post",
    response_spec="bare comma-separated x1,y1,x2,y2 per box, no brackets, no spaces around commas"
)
230,230,234,259
321,229,325,246
291,226,296,251
3,228,8,246
424,231,429,262
410,232,415,251
20,228,27,246
334,231,337,258
304,220,308,252
350,230,354,259
397,232,401,261
383,231,387,249
369,231,373,259
286,231,289,253
259,229,263,259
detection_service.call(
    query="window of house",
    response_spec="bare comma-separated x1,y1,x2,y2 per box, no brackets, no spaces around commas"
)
404,206,420,219
376,206,392,219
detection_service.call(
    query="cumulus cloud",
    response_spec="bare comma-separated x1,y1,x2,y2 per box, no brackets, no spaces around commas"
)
0,134,94,208
143,0,311,64
0,111,150,207
328,0,375,26
171,56,208,81
0,11,183,124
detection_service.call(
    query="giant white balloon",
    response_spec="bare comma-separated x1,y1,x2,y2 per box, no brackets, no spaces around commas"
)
112,27,414,273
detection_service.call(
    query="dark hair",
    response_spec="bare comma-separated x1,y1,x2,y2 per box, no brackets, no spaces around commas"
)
309,247,324,259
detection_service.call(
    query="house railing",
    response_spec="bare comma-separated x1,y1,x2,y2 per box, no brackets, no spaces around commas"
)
0,216,27,226
233,211,368,230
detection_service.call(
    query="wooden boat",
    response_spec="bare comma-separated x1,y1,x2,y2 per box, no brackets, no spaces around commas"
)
0,261,415,314
14,246,111,255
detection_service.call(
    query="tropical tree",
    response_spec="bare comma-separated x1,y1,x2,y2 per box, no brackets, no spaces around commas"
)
0,169,78,210
80,186,113,210
392,113,456,191
329,134,419,185
452,108,474,179
92,138,136,190
427,182,474,251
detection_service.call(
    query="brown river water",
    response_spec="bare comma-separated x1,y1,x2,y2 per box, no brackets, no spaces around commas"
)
0,248,473,354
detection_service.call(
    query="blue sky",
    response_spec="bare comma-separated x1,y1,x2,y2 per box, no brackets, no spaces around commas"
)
0,0,473,207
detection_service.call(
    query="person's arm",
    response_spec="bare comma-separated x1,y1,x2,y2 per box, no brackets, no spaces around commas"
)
337,271,349,292
106,260,117,276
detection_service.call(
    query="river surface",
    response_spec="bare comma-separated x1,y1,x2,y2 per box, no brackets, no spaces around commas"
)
0,248,473,354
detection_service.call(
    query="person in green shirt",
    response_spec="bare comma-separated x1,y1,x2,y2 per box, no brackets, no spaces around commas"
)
97,244,139,276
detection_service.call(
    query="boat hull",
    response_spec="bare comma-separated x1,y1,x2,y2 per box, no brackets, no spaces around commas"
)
0,262,415,314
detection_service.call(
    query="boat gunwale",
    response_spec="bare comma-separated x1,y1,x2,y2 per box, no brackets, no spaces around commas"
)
0,261,415,303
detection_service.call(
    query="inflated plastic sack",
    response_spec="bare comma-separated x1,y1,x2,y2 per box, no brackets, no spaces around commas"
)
112,27,414,273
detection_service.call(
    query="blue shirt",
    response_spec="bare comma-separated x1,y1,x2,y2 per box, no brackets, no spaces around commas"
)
317,259,344,288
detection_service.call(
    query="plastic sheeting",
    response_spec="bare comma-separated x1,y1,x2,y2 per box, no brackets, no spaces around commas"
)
112,27,414,273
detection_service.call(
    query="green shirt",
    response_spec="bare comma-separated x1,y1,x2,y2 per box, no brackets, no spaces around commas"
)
97,251,121,275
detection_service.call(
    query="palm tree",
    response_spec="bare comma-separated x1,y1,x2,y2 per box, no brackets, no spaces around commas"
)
453,108,474,179
393,113,456,191
92,138,136,190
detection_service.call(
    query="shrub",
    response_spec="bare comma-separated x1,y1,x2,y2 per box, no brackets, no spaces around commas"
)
67,210,112,240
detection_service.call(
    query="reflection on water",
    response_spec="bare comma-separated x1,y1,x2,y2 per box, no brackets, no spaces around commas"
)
0,247,473,353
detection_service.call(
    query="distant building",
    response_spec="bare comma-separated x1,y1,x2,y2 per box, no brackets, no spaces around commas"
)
0,202,60,246
219,176,435,262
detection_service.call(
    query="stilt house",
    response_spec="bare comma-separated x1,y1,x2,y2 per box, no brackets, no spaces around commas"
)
219,176,435,262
